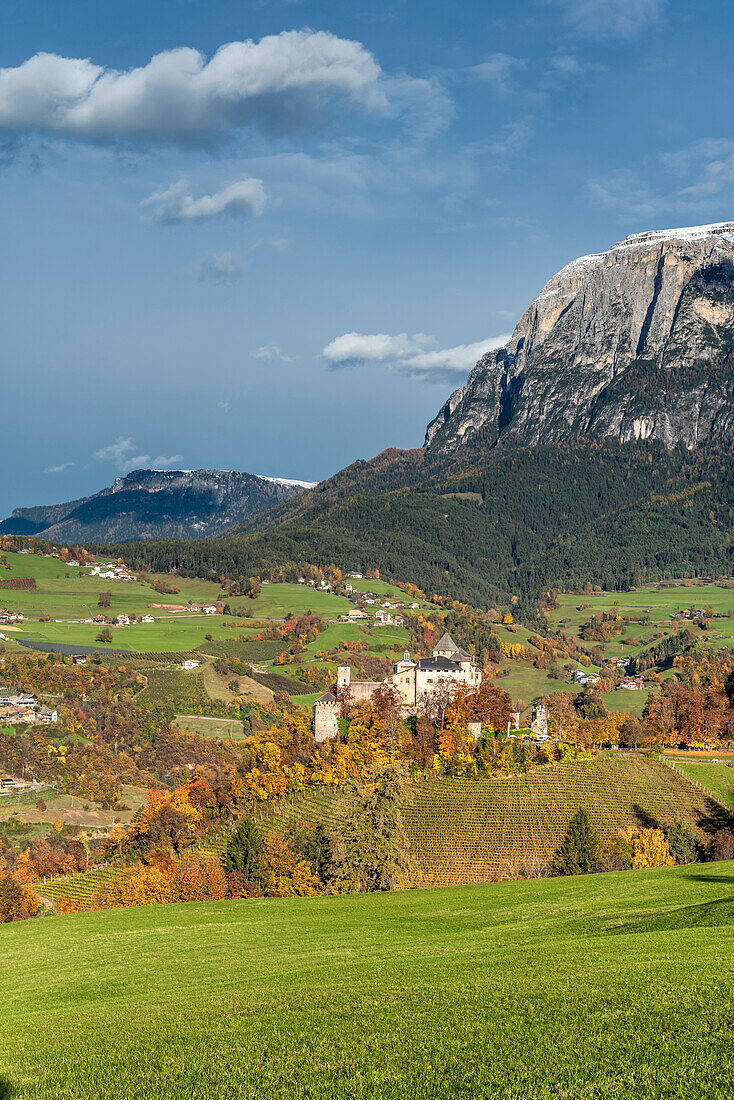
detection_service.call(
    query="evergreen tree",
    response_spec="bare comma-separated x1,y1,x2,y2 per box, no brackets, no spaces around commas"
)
221,821,265,885
666,816,699,865
331,767,415,892
553,808,598,875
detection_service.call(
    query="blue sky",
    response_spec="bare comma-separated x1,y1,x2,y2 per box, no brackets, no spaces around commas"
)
1,0,732,514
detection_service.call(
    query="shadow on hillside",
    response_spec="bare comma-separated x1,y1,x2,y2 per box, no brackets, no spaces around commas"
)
631,804,661,830
695,799,734,836
605,895,734,936
681,871,734,884
0,1076,15,1099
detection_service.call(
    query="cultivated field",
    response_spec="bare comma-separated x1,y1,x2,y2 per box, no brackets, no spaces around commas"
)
254,756,723,885
2,864,734,1098
174,715,247,740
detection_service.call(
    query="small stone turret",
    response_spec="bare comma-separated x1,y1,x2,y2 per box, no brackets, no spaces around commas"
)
531,704,549,739
314,692,339,743
336,665,351,692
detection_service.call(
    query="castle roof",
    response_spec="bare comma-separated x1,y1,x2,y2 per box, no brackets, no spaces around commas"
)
315,692,338,705
433,632,470,660
417,656,462,672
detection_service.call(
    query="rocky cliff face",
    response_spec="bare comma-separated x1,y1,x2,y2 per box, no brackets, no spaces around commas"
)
0,469,311,542
426,222,734,452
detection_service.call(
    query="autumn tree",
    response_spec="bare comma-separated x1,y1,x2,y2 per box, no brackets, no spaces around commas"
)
0,873,40,922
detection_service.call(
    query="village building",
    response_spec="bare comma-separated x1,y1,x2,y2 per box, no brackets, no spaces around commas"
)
314,632,482,741
181,659,201,671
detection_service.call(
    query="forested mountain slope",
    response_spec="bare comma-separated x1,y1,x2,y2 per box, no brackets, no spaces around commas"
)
0,469,308,542
101,438,734,609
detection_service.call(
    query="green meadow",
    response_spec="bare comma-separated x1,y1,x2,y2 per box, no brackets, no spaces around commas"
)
674,759,734,810
247,582,350,619
2,864,734,1098
0,555,350,655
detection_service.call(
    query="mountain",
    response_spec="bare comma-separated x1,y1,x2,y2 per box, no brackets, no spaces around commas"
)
426,222,734,452
0,469,313,543
106,437,734,610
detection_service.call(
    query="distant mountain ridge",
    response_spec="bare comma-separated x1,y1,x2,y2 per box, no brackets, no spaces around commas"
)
426,222,734,452
0,468,311,543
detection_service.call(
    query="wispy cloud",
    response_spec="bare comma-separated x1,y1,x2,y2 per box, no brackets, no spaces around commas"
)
468,54,524,95
94,437,182,473
250,345,292,361
198,251,242,282
44,461,73,474
321,331,511,381
217,399,231,413
142,178,266,222
0,31,390,145
587,136,734,222
544,0,665,37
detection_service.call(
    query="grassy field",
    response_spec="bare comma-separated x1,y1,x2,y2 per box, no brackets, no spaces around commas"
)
0,785,147,829
174,716,247,740
547,582,734,662
674,759,734,810
247,582,350,619
2,863,734,1098
0,555,353,654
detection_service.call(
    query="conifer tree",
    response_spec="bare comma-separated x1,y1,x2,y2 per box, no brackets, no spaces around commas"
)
553,807,598,875
331,767,415,892
665,816,699,865
221,820,265,885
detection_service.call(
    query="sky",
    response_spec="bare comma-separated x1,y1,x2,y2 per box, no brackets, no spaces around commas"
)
2,0,733,515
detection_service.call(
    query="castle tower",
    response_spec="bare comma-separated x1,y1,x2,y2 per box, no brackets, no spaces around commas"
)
314,693,340,743
336,665,352,692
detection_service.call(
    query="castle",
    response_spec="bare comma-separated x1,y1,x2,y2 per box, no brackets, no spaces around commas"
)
314,632,482,743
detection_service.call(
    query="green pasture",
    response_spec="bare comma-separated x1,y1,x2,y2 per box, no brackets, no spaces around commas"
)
291,692,320,710
174,715,247,741
602,686,654,717
549,582,734,633
3,864,734,1098
346,577,433,606
248,583,350,620
674,759,734,810
15,616,256,654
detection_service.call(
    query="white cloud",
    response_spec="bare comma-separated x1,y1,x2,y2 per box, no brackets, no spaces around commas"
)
197,251,242,282
322,331,511,380
549,54,583,75
587,168,665,220
142,177,266,222
44,461,73,474
217,399,231,413
93,437,182,473
0,31,388,145
545,0,664,36
468,54,524,94
680,153,734,199
251,344,293,361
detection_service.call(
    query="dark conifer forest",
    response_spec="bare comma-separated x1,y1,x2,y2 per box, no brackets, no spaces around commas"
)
93,438,734,610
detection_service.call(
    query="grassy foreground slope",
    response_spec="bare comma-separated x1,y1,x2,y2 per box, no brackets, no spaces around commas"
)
3,865,734,1099
257,757,724,885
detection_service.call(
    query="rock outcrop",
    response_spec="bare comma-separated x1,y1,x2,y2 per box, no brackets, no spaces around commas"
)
426,222,734,452
0,469,312,542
